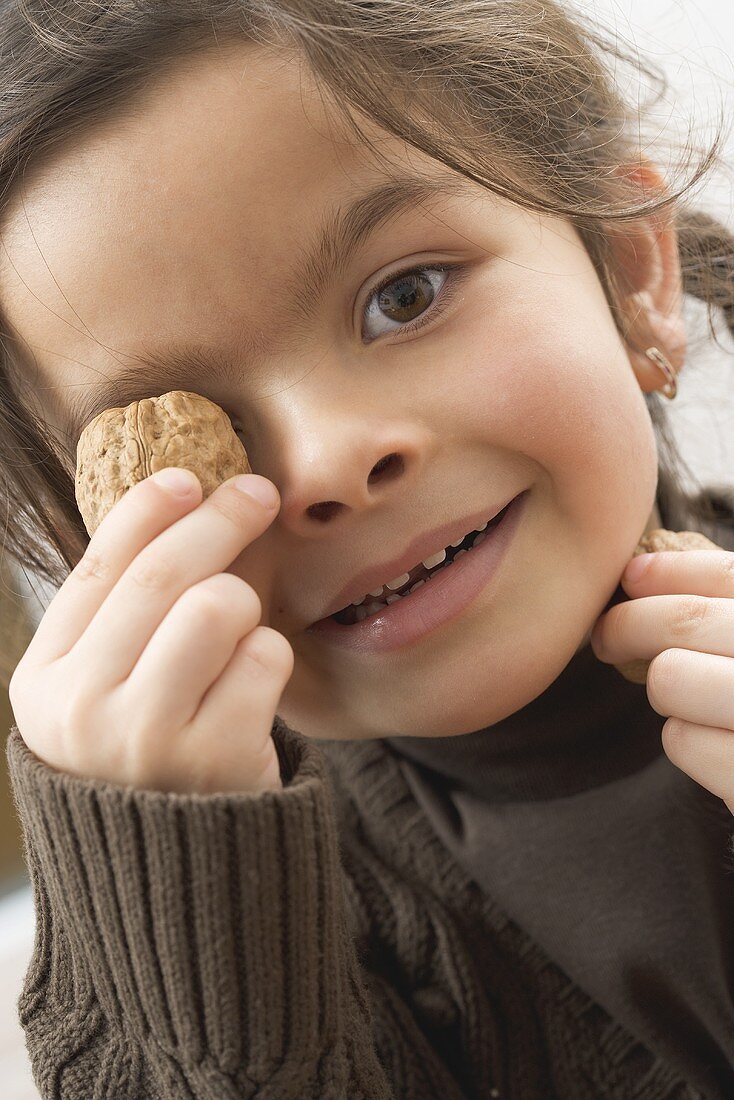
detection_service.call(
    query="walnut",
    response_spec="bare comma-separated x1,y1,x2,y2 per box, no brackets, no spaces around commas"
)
613,527,722,684
75,390,252,536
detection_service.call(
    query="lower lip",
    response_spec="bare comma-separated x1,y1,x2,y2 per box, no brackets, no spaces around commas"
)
305,488,529,654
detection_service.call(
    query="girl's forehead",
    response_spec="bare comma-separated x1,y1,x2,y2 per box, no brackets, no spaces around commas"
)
0,50,499,318
3,35,518,242
0,37,567,447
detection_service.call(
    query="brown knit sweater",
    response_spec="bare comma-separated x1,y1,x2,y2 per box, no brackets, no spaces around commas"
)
5,712,713,1099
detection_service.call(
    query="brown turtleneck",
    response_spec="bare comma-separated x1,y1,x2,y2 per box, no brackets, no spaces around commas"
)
384,638,734,1100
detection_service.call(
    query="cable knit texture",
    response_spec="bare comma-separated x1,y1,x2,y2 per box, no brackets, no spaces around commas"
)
5,711,719,1098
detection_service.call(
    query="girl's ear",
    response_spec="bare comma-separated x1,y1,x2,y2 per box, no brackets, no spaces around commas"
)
609,159,687,394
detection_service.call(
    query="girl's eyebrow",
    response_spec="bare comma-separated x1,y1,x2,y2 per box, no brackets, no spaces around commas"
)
284,172,468,322
64,172,468,442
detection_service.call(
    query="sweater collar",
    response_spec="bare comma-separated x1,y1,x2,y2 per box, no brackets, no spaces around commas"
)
382,631,665,803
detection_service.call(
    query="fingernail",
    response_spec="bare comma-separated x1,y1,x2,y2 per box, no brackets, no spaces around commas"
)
232,474,279,509
152,467,198,494
624,553,654,584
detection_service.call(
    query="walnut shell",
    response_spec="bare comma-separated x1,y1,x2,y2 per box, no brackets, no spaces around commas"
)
613,527,722,684
75,390,252,536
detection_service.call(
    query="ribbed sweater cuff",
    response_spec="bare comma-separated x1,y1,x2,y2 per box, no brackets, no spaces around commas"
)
5,716,348,1077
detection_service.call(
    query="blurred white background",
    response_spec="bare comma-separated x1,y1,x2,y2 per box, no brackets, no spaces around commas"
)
578,0,734,494
2,3,733,1097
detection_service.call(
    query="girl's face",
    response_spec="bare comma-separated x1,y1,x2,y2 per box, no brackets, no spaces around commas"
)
0,43,677,741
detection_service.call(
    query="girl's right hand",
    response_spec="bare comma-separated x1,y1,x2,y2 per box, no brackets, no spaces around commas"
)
8,470,294,794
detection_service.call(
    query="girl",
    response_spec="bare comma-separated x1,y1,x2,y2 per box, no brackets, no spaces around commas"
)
3,1,734,1096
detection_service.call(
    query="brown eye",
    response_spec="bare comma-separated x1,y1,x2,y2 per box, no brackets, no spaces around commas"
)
361,262,466,342
379,271,435,322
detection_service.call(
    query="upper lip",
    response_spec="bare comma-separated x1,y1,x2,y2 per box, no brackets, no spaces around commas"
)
311,490,521,623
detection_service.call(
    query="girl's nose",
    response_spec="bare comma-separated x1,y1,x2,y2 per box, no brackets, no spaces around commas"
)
262,408,433,533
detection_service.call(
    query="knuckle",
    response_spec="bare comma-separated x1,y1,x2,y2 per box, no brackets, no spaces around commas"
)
187,574,262,623
209,492,247,529
127,552,176,592
180,584,230,624
210,484,265,528
73,546,112,584
669,595,710,638
239,626,294,677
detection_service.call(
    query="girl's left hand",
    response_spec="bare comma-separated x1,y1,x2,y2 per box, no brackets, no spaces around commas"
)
590,548,734,816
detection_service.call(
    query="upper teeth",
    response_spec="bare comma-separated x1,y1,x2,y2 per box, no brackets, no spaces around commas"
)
362,519,490,602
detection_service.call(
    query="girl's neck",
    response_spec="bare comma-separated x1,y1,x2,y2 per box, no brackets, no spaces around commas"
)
383,640,665,802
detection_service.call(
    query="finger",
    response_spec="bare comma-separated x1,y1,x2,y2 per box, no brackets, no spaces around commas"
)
122,572,262,731
72,474,280,688
621,549,734,598
646,648,734,731
177,626,294,794
592,594,734,666
661,715,734,813
23,469,203,666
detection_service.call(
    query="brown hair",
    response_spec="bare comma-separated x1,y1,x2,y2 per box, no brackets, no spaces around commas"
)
0,0,733,687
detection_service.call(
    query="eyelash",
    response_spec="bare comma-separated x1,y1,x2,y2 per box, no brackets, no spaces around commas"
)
362,261,469,341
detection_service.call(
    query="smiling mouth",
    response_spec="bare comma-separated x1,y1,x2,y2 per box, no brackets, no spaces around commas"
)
329,502,512,626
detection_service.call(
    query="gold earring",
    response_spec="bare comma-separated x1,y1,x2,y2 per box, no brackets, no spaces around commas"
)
645,346,678,400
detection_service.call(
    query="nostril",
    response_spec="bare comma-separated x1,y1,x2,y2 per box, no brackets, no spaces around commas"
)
306,454,404,521
307,500,343,522
369,453,404,483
